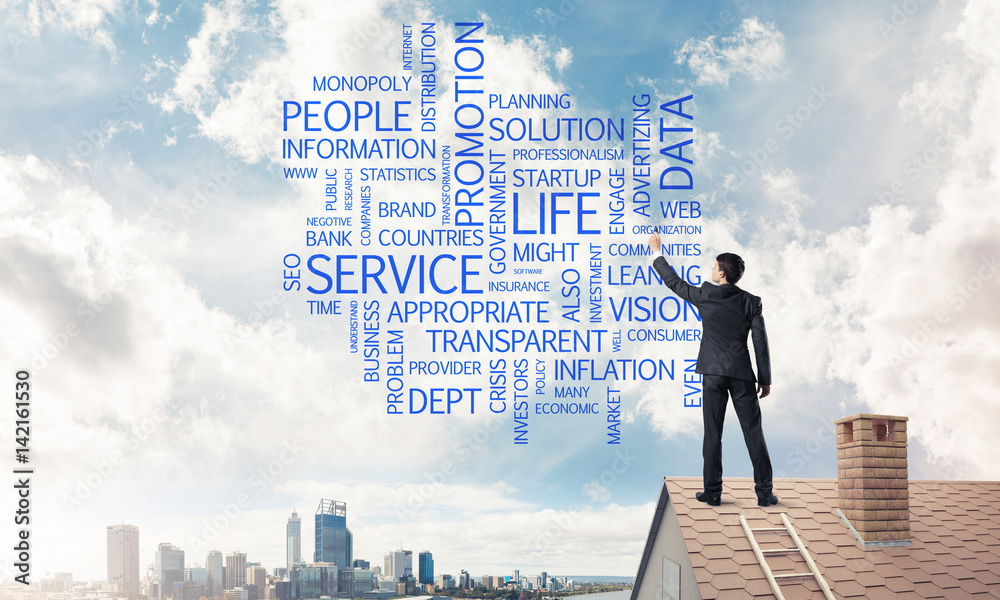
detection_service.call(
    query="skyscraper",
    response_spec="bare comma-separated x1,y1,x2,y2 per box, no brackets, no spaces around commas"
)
106,524,140,597
153,543,184,599
314,499,352,568
206,551,223,598
246,563,267,598
287,510,301,574
225,551,247,590
418,552,433,585
382,550,411,581
183,566,208,600
290,563,339,599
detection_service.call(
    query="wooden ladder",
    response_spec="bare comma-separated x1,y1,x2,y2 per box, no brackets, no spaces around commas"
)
739,512,836,600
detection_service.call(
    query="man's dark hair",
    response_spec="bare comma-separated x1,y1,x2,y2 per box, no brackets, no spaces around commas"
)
716,253,745,284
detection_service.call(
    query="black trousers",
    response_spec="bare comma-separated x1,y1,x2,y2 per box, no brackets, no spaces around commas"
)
702,374,773,498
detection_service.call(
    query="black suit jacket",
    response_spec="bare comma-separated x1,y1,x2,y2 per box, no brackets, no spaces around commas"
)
652,256,771,385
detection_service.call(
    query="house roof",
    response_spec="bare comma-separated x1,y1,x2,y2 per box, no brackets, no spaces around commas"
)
632,477,1000,599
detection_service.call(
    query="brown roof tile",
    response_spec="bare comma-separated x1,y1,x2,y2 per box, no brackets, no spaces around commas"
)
884,575,917,593
702,557,740,575
927,572,961,589
732,550,760,566
900,567,933,584
832,579,866,597
642,477,1000,600
911,581,948,598
710,573,746,591
742,578,772,597
701,544,736,560
974,570,1000,585
854,569,886,587
821,566,855,582
956,578,991,595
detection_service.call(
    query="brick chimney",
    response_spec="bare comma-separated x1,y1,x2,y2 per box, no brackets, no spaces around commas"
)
835,413,910,546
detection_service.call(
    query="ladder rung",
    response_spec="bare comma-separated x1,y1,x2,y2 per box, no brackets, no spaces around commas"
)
742,513,837,600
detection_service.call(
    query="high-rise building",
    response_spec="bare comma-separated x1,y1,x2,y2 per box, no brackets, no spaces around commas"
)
459,570,471,590
540,571,548,590
314,500,352,568
206,551,224,598
154,543,184,599
417,551,433,585
512,570,520,590
338,567,374,597
286,511,301,574
182,567,208,600
225,551,247,590
247,563,267,599
107,524,140,597
382,550,412,581
290,563,339,599
54,573,73,592
352,559,370,569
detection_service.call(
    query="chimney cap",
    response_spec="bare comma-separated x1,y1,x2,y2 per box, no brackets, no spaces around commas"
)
835,413,908,425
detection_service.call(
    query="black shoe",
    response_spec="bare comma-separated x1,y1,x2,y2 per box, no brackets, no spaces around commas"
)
696,491,721,506
757,494,779,507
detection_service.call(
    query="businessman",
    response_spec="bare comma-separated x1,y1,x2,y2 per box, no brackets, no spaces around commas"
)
648,232,776,507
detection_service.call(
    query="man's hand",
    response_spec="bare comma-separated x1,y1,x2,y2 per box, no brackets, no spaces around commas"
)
757,384,770,399
648,231,662,253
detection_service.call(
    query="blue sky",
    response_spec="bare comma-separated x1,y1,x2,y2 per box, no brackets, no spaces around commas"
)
2,0,999,584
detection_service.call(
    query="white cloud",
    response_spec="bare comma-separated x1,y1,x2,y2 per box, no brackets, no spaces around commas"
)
554,46,573,72
0,150,517,576
706,0,1000,478
155,0,261,117
675,17,786,87
3,0,126,54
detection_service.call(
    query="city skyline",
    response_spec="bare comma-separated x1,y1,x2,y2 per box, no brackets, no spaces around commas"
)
96,515,594,589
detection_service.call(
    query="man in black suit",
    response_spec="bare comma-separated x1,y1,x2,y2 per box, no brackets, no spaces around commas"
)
648,231,776,507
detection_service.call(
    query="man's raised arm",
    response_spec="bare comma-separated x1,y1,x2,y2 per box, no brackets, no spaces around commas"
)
648,232,701,305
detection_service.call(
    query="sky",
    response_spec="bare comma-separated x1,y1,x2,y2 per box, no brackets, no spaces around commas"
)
2,0,1000,585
